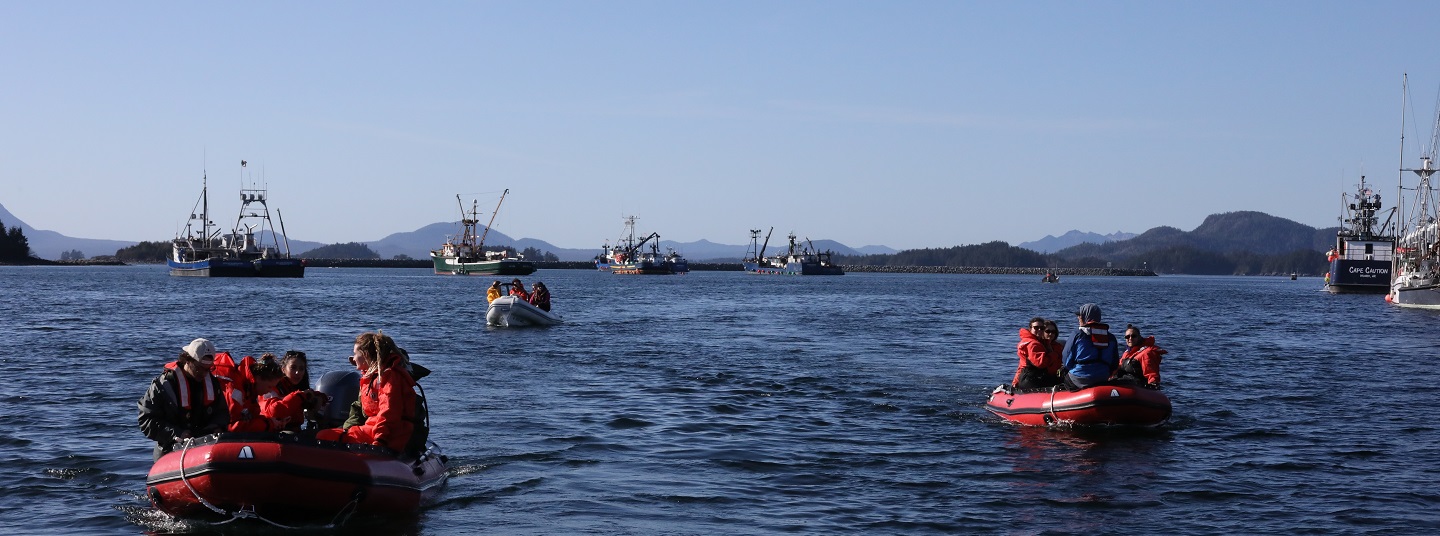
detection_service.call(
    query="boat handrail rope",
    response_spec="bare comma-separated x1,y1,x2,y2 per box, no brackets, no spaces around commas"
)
1046,385,1061,424
177,438,232,518
328,488,366,527
172,436,342,529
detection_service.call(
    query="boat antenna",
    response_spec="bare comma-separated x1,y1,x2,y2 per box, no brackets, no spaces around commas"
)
478,189,509,249
1398,74,1409,239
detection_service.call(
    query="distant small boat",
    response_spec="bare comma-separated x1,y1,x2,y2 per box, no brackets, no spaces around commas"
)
665,247,690,274
1041,273,1059,283
1324,174,1394,294
430,190,536,276
487,294,563,327
593,243,612,271
742,227,844,275
168,161,304,278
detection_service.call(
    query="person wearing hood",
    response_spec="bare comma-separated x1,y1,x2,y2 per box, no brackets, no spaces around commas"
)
1060,303,1120,390
1011,317,1059,389
1113,325,1166,389
137,338,230,460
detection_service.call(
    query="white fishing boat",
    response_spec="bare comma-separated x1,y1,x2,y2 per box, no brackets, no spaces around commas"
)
742,227,844,275
1389,75,1440,308
430,190,536,276
605,215,681,275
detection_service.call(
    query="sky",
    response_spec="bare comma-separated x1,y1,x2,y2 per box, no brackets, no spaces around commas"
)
3,1,1440,251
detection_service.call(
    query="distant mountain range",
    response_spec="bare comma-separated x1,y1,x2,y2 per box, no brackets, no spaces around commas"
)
1017,231,1138,254
1,203,135,261
1053,211,1335,260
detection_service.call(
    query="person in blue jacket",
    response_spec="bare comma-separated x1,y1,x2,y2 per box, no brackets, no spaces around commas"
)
1060,303,1120,390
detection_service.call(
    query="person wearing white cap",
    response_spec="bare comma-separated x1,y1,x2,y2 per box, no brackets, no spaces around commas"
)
1059,303,1120,390
137,338,230,460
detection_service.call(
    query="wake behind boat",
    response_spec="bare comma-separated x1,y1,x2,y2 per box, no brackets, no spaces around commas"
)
169,161,304,278
1324,175,1395,293
431,190,536,276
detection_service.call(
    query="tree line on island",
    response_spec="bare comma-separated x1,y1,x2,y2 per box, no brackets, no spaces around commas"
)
833,211,1335,275
0,219,32,262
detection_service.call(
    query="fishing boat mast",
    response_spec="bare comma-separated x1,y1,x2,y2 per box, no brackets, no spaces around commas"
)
1394,74,1440,285
277,208,292,257
456,194,476,243
478,188,509,249
747,227,773,261
201,172,210,243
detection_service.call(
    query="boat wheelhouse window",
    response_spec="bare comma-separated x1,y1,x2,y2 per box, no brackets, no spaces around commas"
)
1365,243,1374,255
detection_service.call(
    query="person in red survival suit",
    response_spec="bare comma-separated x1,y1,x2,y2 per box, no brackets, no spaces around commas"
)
1112,324,1166,389
509,278,531,301
224,354,290,432
258,350,322,431
317,331,416,453
1011,317,1060,389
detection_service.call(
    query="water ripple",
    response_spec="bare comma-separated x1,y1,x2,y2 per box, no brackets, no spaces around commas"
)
1,268,1436,534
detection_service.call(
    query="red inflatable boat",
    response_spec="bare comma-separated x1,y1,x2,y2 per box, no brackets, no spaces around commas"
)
985,383,1171,427
146,432,448,525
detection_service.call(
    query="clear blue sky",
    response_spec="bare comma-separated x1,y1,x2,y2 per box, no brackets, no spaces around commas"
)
3,1,1438,251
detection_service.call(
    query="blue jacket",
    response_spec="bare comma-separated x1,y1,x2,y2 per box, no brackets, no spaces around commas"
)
1061,322,1120,386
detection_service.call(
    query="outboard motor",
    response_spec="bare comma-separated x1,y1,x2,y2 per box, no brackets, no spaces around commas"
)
312,370,361,429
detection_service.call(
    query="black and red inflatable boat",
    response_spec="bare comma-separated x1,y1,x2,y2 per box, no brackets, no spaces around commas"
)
985,383,1171,427
146,432,447,525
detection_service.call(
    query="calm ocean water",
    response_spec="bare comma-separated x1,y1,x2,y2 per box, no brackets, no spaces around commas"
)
1,265,1437,535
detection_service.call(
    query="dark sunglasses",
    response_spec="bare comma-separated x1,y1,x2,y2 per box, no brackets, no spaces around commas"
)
1044,329,1058,334
1125,334,1140,340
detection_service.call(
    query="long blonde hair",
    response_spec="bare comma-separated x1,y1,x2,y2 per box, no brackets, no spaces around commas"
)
354,331,403,375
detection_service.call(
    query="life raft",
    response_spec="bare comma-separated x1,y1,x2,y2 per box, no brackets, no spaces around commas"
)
984,383,1171,427
146,432,448,525
486,294,563,327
